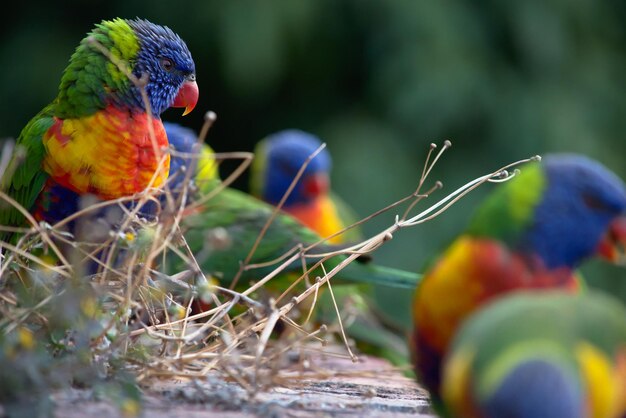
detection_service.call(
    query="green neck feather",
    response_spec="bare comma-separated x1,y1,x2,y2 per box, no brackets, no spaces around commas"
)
249,140,268,198
195,145,221,194
467,162,545,244
55,19,139,118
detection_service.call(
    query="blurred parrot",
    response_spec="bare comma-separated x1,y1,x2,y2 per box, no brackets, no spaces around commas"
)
441,290,626,418
250,129,412,360
161,125,421,292
250,129,361,244
0,18,198,241
411,154,626,407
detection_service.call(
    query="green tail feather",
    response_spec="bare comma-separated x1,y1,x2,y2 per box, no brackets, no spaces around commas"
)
338,262,422,289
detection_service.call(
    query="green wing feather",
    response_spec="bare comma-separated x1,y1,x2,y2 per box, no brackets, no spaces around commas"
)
177,185,421,289
0,107,55,235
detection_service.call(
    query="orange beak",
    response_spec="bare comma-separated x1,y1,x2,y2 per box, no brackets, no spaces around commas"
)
172,77,199,116
597,216,626,265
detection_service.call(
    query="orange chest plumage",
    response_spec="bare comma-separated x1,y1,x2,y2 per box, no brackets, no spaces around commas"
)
414,237,581,351
42,105,170,200
286,196,345,244
411,237,581,394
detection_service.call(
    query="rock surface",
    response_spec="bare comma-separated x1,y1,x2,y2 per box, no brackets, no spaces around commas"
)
52,352,435,417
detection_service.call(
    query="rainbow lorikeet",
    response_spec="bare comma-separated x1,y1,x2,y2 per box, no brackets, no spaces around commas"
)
411,154,626,409
159,125,420,291
250,130,362,244
441,291,626,418
250,129,414,360
0,18,198,240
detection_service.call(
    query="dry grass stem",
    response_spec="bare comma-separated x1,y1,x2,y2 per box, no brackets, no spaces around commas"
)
0,135,535,397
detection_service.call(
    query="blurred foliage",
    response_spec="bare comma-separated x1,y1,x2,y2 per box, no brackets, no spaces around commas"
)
2,0,625,331
0,266,141,417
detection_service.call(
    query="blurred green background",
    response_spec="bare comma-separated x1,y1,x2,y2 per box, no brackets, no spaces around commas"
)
2,0,625,331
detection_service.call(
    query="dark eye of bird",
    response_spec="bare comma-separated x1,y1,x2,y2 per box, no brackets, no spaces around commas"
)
160,57,174,72
583,193,611,212
278,160,298,177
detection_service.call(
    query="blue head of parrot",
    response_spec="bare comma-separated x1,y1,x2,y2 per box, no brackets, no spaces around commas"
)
258,130,332,207
520,154,626,269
